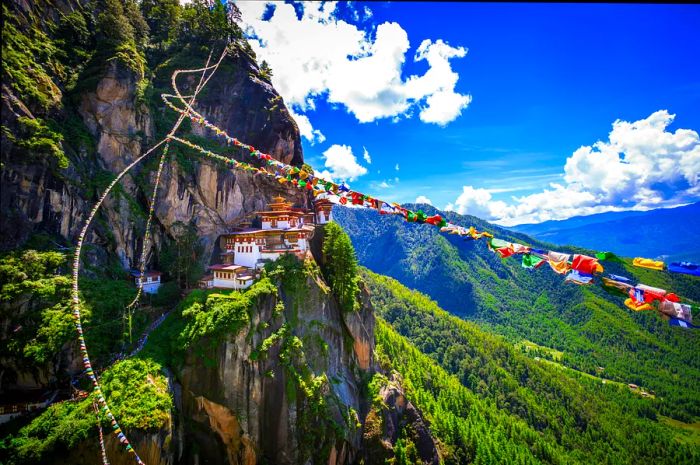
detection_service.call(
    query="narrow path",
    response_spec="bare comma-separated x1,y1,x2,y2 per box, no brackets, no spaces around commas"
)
129,311,171,358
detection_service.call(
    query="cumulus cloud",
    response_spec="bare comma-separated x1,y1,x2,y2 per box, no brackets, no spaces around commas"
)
238,2,470,125
320,144,368,182
289,108,325,144
443,186,509,220
363,147,372,164
445,111,700,225
415,195,433,205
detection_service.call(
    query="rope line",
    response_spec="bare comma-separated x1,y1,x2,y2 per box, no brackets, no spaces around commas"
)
70,45,229,465
94,401,111,465
161,82,697,326
126,48,220,310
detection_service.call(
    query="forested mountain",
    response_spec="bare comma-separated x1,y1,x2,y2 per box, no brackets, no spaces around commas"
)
368,270,700,464
509,202,700,262
334,204,700,423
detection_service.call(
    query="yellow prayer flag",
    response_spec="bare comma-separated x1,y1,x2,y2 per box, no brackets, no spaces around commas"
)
632,257,665,271
624,298,654,312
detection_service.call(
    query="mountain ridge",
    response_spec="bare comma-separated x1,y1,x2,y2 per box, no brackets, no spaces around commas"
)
508,202,700,261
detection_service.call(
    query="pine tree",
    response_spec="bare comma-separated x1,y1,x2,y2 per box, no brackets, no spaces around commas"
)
321,222,360,313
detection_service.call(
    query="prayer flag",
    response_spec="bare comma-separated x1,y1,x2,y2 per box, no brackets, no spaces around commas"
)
488,238,511,250
669,318,698,329
624,298,654,312
595,251,621,261
633,257,665,271
601,277,631,296
496,246,515,258
565,270,594,285
668,262,700,277
571,254,603,274
511,243,531,254
547,251,571,275
636,284,667,303
659,301,693,323
522,254,545,269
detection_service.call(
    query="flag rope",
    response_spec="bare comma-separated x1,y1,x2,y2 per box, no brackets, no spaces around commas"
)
70,45,230,465
160,81,698,328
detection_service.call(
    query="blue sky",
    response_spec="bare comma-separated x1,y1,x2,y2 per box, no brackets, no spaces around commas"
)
237,1,700,225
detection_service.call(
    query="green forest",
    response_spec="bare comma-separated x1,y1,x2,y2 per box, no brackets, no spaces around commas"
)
367,269,700,464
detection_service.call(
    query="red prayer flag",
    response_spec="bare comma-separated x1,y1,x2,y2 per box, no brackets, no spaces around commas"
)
571,254,600,274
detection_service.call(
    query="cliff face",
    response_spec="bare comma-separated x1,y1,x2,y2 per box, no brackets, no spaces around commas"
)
177,268,367,464
1,3,305,268
171,262,438,465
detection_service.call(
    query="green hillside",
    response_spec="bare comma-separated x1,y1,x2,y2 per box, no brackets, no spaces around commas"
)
368,269,700,464
334,205,700,421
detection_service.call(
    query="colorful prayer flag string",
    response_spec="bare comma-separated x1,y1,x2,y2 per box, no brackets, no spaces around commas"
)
162,81,697,329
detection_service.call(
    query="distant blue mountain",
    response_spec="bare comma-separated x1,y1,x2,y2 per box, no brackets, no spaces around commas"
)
509,202,700,261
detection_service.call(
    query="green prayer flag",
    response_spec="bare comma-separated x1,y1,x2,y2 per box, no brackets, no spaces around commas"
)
489,238,510,249
522,254,544,269
595,251,621,261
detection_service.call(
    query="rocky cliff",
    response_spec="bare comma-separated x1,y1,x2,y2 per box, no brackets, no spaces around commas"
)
1,0,305,269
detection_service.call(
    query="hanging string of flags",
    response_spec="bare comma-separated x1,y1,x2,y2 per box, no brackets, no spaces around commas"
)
160,79,699,331
94,401,111,465
69,46,230,465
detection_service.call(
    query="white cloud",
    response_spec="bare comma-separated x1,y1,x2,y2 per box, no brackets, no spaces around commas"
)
444,111,700,225
415,195,432,205
395,163,400,171
363,146,372,164
372,177,399,190
289,108,325,144
445,186,509,220
315,169,335,183
321,144,368,181
238,2,470,125
419,89,471,125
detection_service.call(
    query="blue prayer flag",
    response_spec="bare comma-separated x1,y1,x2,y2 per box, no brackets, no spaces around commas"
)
669,318,697,329
668,262,700,277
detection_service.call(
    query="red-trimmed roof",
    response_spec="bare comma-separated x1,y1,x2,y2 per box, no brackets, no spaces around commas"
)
131,270,162,278
228,227,308,235
209,264,246,271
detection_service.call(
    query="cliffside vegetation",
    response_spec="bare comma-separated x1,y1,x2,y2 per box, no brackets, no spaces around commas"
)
321,222,361,313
